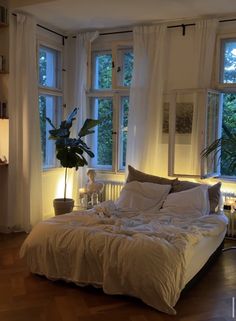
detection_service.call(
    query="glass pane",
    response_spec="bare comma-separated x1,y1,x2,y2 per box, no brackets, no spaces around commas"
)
93,52,112,89
39,94,62,168
119,97,129,169
221,93,236,175
222,40,236,83
206,92,220,174
39,46,60,88
117,48,133,87
90,98,113,168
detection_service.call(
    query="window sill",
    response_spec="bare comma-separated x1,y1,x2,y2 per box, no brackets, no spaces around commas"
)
42,166,62,173
216,176,236,183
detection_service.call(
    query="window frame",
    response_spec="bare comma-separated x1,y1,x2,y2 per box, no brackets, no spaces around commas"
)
88,39,133,173
37,39,64,170
215,34,236,178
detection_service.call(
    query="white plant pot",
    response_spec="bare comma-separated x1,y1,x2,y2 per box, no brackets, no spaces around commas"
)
53,198,74,215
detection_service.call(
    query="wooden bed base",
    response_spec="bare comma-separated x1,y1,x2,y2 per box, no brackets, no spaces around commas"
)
182,239,224,293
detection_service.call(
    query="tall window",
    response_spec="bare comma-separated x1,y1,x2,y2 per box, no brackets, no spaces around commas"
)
219,38,236,176
88,42,133,171
38,44,63,169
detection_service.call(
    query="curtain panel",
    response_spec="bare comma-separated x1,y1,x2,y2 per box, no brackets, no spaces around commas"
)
8,13,42,232
67,31,99,201
190,19,219,175
126,24,167,175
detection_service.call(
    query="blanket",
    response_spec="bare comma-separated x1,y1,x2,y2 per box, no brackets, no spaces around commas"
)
20,202,227,314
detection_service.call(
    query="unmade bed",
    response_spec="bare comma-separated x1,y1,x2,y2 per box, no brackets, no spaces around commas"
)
20,194,227,315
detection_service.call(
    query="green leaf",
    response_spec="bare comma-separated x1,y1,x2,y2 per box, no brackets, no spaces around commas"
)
78,119,100,137
46,117,56,129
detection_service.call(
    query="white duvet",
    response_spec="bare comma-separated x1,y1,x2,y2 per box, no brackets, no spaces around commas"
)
20,202,227,315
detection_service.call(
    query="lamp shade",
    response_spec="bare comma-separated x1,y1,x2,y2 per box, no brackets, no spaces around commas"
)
0,119,9,163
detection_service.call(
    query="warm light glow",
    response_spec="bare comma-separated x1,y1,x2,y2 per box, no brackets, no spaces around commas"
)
55,170,73,199
79,187,86,194
0,119,9,163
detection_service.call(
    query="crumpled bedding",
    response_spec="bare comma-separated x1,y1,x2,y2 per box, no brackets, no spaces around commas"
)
20,201,227,315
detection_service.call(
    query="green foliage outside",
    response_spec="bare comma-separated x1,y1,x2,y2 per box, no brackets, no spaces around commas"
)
95,51,133,167
221,93,236,176
96,98,113,166
39,49,47,164
121,97,129,167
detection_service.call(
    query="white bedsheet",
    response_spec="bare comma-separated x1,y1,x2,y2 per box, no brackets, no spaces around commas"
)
20,204,227,315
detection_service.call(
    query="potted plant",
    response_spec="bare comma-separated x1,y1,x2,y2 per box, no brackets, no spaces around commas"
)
47,107,99,215
201,123,236,174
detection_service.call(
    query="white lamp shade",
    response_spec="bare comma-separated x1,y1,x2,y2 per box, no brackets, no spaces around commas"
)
0,119,9,163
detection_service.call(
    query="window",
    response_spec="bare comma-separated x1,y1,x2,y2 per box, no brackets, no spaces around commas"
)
219,38,236,176
88,42,133,171
38,44,63,169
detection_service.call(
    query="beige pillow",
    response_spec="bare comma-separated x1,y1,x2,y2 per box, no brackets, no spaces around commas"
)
171,180,222,213
126,165,177,186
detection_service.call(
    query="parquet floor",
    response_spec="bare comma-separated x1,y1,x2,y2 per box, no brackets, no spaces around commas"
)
0,233,235,321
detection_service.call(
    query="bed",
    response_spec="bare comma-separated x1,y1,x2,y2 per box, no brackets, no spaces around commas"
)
20,166,228,315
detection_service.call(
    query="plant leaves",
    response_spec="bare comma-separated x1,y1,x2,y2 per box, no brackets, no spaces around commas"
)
78,119,100,137
46,117,56,129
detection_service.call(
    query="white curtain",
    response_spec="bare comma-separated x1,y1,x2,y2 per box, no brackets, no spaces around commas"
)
126,25,167,175
8,14,42,232
190,19,218,175
69,31,98,201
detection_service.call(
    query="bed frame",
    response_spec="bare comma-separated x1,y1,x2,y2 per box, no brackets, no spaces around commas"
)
182,239,224,293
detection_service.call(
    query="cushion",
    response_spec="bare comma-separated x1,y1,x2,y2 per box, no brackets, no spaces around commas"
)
127,165,177,186
171,180,222,213
161,185,210,217
115,181,171,211
208,182,222,213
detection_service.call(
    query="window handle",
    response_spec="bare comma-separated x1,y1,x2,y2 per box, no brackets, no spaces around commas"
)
112,61,115,68
112,131,117,135
117,66,121,72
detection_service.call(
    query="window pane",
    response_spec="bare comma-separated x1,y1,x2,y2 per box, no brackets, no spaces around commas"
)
90,98,113,168
119,97,129,169
39,94,62,168
222,40,236,83
206,92,220,175
93,52,112,89
39,46,61,88
117,48,134,87
221,93,236,176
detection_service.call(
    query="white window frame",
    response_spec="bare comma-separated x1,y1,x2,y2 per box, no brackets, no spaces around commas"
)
215,33,236,178
37,40,64,170
88,39,133,173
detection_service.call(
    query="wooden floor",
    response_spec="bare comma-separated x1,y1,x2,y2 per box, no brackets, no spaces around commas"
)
0,233,235,321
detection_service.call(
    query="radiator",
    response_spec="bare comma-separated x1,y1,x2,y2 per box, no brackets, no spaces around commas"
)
101,181,124,202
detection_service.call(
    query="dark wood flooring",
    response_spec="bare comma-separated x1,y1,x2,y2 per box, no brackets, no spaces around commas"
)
0,233,235,321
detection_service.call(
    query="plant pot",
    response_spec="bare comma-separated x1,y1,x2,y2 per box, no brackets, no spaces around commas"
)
53,198,74,215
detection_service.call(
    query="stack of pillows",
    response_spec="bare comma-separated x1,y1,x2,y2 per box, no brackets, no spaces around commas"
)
115,165,222,216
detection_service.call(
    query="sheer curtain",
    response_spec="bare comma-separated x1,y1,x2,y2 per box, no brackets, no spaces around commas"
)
126,25,167,175
68,31,98,201
8,14,42,232
190,19,218,175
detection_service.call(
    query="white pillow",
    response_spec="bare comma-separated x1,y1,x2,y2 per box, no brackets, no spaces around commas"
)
161,185,210,216
115,181,171,211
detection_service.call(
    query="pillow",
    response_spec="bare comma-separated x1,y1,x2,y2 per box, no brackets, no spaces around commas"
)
115,181,171,211
161,185,210,217
208,182,222,213
171,180,222,213
127,165,177,186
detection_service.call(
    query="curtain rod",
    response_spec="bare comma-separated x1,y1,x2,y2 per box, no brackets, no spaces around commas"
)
12,13,67,45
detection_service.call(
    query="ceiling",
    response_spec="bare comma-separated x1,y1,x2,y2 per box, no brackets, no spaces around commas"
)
11,0,236,32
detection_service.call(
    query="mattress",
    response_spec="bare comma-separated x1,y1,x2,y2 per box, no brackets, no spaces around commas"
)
20,207,228,315
184,228,226,285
